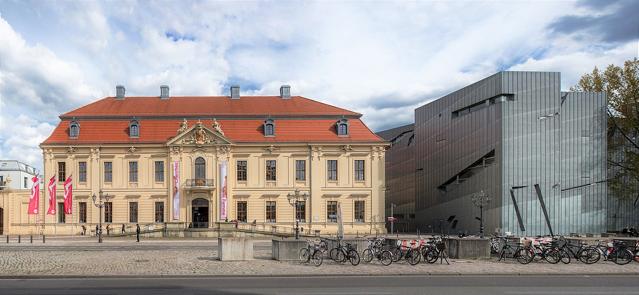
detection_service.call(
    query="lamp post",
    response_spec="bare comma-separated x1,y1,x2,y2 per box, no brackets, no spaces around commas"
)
390,203,396,235
471,190,491,238
287,188,308,240
91,190,112,243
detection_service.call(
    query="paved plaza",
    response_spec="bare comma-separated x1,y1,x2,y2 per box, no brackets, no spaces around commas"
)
0,237,638,277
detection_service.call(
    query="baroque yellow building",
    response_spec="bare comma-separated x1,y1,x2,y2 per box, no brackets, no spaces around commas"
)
0,85,387,236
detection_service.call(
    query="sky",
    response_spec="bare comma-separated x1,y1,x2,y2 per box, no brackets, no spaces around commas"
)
0,0,637,172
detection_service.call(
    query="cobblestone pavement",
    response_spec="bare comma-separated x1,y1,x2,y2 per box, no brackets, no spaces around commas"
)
0,237,638,276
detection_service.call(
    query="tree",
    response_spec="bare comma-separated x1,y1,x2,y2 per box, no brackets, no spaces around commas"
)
571,58,639,206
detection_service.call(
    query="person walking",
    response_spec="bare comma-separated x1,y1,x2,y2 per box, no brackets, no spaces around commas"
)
136,223,141,243
95,224,99,237
121,224,126,234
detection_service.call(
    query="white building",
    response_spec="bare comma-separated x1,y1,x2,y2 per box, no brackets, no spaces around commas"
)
0,160,38,191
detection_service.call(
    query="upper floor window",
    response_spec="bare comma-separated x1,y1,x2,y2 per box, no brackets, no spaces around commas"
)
195,157,206,180
69,120,80,138
104,162,113,183
129,119,140,138
295,160,306,181
129,161,138,182
266,160,277,181
336,118,349,136
327,160,338,181
154,161,164,182
354,160,365,181
79,161,87,182
264,119,275,136
58,162,66,182
237,160,247,181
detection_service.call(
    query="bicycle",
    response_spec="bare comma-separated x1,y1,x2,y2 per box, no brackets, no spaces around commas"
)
497,237,534,264
361,237,393,266
389,239,421,265
421,235,450,264
329,240,360,266
299,239,327,267
608,240,634,265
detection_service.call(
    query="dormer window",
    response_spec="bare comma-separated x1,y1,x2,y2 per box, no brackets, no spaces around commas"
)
129,119,140,138
264,119,275,136
336,118,349,136
69,120,80,138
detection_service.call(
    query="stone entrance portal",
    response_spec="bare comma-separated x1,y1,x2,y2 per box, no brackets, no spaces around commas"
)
191,198,209,228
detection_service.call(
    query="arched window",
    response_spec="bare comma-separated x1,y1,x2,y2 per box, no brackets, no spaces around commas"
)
264,119,275,136
69,120,80,138
129,119,140,138
194,157,206,180
336,118,349,136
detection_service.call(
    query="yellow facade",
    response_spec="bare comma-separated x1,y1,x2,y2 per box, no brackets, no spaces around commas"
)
1,124,387,236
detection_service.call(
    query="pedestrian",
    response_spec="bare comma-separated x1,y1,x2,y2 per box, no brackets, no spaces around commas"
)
136,223,141,243
106,224,111,236
81,225,86,236
121,224,126,234
95,224,99,236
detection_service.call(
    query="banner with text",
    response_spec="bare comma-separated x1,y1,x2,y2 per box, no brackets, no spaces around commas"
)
219,161,228,221
172,161,180,220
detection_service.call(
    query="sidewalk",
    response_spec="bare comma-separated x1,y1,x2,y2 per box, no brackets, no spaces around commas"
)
0,238,637,277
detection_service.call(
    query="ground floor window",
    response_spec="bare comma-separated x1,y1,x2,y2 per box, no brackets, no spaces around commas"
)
129,202,138,223
354,200,365,223
237,201,247,222
327,201,337,223
266,201,276,223
79,202,87,223
57,202,65,223
155,202,164,223
295,201,306,223
104,202,113,223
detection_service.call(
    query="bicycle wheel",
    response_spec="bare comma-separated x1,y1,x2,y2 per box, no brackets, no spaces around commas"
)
516,248,534,265
560,249,571,264
348,249,360,266
311,250,323,267
578,247,600,264
362,249,373,263
407,249,421,265
390,247,402,262
611,249,633,265
425,248,439,264
299,248,311,263
380,250,393,266
543,248,560,264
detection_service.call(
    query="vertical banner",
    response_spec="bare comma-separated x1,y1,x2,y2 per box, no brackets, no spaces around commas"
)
172,161,180,220
27,176,40,214
63,176,73,214
46,176,56,215
219,161,228,221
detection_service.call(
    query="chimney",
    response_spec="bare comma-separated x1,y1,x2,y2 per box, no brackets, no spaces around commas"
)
280,85,291,99
160,85,170,99
230,85,240,99
116,85,126,100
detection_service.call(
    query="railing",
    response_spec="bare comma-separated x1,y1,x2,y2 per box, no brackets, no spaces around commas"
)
184,179,215,189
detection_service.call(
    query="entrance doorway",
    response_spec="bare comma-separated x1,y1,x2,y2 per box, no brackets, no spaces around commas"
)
0,208,3,235
191,198,209,228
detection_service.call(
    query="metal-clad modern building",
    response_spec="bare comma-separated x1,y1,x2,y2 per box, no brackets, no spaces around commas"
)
382,71,613,236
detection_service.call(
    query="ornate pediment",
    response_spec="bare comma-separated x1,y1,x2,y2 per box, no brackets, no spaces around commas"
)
167,120,232,147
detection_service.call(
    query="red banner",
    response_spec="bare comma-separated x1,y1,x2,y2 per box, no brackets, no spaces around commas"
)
47,175,56,215
27,176,39,215
63,176,73,214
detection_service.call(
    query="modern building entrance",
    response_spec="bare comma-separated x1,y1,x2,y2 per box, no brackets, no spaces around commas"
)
191,198,209,228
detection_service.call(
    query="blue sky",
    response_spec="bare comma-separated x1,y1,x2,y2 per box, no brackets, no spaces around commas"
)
0,0,637,171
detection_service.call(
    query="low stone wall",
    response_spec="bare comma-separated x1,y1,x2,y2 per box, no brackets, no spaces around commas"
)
272,239,307,261
445,237,490,259
218,237,254,261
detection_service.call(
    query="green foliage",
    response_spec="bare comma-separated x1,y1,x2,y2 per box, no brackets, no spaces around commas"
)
572,58,639,201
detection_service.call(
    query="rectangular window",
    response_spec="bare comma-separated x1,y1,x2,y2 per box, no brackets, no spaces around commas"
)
104,162,112,183
57,202,65,223
129,202,138,223
327,160,337,181
79,162,87,182
79,202,87,223
58,162,66,182
327,201,338,222
266,160,277,181
354,200,365,223
295,160,306,181
129,161,138,183
354,160,365,181
237,201,247,222
237,160,247,181
154,161,164,182
296,201,306,223
104,202,113,223
266,201,276,223
155,202,164,223
24,177,28,188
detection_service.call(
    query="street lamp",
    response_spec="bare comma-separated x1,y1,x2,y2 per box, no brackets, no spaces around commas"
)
287,188,308,240
91,190,112,243
471,190,491,238
390,203,397,235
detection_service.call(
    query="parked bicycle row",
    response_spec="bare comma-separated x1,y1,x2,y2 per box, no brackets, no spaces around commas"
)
299,236,450,267
492,235,639,265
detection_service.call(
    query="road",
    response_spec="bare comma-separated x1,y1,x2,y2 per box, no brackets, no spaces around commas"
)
0,275,637,295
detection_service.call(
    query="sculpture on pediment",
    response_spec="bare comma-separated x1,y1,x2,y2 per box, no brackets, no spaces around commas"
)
212,118,224,136
177,118,188,134
182,122,212,145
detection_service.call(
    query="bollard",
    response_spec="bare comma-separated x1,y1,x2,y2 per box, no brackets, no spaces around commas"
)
18,235,21,243
43,235,46,243
30,235,33,243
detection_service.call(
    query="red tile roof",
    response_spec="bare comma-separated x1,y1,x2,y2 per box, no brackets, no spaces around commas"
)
43,96,385,145
61,96,360,118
